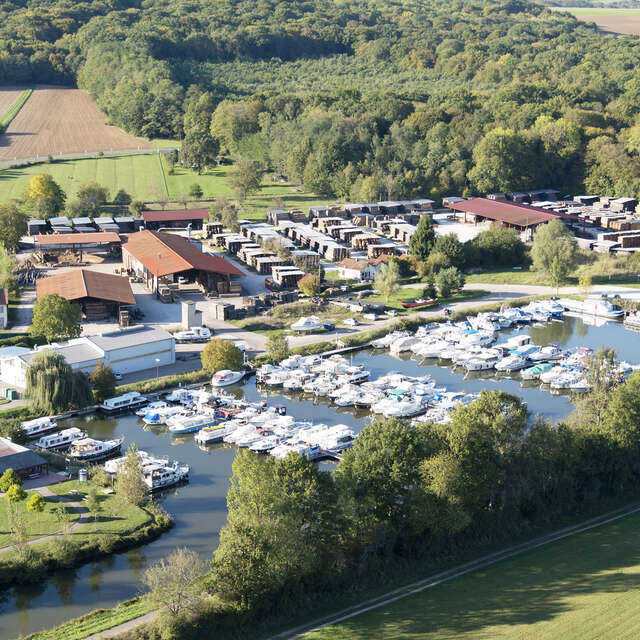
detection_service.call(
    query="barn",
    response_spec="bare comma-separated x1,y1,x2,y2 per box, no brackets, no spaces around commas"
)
36,269,136,320
122,230,243,294
142,209,208,231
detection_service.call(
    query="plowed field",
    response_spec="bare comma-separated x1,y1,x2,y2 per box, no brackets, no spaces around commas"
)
0,87,152,162
559,8,640,35
0,88,24,117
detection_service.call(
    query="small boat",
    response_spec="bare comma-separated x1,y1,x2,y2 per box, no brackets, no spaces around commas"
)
495,354,529,372
399,298,437,309
165,388,193,404
21,417,58,439
142,405,185,425
69,436,124,462
290,316,326,332
143,460,190,491
249,435,281,453
194,423,237,444
36,427,87,450
211,370,245,387
557,296,624,319
100,392,147,414
169,413,217,435
521,362,555,380
136,401,169,417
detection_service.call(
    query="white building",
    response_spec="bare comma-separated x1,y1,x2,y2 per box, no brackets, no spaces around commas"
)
0,289,8,329
0,325,175,388
337,257,387,282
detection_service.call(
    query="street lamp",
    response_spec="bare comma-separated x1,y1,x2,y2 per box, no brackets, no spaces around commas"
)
155,358,160,379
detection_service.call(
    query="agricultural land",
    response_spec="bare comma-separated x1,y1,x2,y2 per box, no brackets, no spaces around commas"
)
307,509,640,640
556,7,640,35
0,87,152,163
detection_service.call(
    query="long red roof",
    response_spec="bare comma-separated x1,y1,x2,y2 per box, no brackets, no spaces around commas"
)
448,198,558,227
123,230,243,278
37,269,136,304
142,209,208,223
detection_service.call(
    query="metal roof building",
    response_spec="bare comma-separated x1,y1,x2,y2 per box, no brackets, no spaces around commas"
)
447,198,559,230
142,209,208,230
0,437,47,479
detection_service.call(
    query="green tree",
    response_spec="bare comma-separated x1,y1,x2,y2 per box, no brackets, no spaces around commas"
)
229,158,262,201
0,203,28,251
0,244,18,296
113,189,132,205
201,338,244,372
89,363,117,403
0,418,27,444
471,227,526,268
86,483,102,529
30,294,81,343
143,547,206,615
26,492,46,524
115,443,147,507
182,92,219,172
424,251,451,275
25,174,65,218
374,260,400,303
188,183,203,199
266,334,289,363
5,483,26,505
432,234,465,269
53,502,72,535
436,266,465,297
75,182,109,217
0,468,21,491
298,273,320,297
408,215,436,260
25,350,93,413
129,201,146,217
531,220,578,285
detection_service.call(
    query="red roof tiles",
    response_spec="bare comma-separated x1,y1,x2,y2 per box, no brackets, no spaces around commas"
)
448,198,558,227
36,269,136,305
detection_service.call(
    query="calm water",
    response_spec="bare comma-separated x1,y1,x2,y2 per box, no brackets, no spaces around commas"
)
1,315,638,638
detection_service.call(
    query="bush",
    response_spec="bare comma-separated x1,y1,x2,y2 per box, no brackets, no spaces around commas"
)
116,370,211,395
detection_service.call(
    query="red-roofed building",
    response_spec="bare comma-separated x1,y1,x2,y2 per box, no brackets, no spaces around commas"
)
122,230,243,294
142,209,208,231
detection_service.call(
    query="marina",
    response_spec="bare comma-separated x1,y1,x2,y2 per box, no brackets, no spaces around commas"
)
3,310,640,638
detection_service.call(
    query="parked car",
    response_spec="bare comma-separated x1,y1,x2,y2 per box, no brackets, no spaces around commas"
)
386,309,398,317
344,317,359,326
113,373,123,381
323,322,335,331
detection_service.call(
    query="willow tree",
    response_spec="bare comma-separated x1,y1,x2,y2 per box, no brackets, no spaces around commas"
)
25,350,93,413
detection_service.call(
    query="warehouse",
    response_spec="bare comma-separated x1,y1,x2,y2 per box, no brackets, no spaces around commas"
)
142,209,208,231
34,232,122,256
0,325,175,388
123,230,243,294
36,269,135,320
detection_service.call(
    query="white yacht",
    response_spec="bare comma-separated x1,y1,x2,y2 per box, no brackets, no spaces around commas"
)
211,370,245,387
249,435,281,453
104,450,169,474
136,400,169,417
291,316,325,332
495,354,529,372
37,427,87,450
100,392,148,414
558,296,624,319
528,345,564,362
142,404,186,426
169,413,217,435
142,460,190,491
194,423,238,444
21,417,58,439
165,388,194,404
69,436,124,462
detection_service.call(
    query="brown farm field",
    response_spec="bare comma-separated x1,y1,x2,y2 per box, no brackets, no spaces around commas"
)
559,8,640,35
0,87,24,116
0,86,152,162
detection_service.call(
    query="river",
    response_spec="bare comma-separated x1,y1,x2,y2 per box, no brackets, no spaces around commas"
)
1,314,638,638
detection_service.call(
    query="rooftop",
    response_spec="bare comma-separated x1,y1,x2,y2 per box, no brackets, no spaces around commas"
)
448,198,559,227
124,230,243,277
142,209,208,223
0,437,46,474
36,269,136,305
89,324,173,351
21,342,104,366
36,232,121,246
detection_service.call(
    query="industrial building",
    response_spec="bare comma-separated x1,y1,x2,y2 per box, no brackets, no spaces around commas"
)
36,269,136,320
142,209,208,231
0,325,175,388
122,230,243,294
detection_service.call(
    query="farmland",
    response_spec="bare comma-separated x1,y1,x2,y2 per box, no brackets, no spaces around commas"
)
306,510,640,640
0,151,328,218
0,87,152,162
558,7,640,35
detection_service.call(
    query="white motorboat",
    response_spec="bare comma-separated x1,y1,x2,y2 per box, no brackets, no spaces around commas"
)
465,352,500,371
100,391,147,414
291,316,325,332
164,388,193,404
104,450,169,474
142,405,185,425
194,423,237,444
36,427,87,450
136,400,169,417
143,461,190,491
264,370,290,386
371,331,408,349
495,354,529,372
249,435,281,453
21,417,58,439
390,336,421,354
527,345,564,362
558,296,624,319
69,436,124,462
211,370,245,387
169,413,217,435
539,365,570,385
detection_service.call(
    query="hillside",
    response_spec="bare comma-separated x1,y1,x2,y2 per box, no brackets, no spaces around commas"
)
2,0,640,201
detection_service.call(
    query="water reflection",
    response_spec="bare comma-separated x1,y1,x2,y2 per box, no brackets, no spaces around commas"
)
2,315,639,638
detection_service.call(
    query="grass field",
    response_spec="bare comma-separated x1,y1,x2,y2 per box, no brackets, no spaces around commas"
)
557,7,640,34
0,151,330,219
307,509,640,640
0,89,32,131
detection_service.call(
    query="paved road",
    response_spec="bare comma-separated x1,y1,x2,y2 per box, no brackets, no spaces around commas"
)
269,502,640,639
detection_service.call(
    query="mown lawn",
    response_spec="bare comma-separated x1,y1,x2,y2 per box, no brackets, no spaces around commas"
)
307,510,640,640
0,486,80,548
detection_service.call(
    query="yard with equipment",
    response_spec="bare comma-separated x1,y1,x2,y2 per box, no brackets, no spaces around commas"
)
0,87,152,162
306,508,640,640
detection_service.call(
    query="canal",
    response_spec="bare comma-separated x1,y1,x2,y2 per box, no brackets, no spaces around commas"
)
1,314,638,638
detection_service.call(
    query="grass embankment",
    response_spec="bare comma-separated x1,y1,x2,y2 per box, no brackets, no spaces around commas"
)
306,508,640,640
22,597,154,640
0,479,173,588
361,288,487,311
0,89,32,132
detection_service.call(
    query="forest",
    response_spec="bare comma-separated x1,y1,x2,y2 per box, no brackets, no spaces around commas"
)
3,0,640,200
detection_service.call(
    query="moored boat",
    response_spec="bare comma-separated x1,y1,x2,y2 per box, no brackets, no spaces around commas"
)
69,436,124,461
399,298,437,309
100,392,147,414
21,417,58,439
36,427,87,450
211,370,245,387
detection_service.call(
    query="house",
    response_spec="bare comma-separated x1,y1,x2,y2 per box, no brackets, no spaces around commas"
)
142,209,208,231
122,230,243,294
0,325,176,388
36,270,135,320
0,437,47,480
0,288,8,329
337,257,387,282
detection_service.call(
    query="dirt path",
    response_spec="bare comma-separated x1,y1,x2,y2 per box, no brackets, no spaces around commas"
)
0,486,88,554
82,611,159,640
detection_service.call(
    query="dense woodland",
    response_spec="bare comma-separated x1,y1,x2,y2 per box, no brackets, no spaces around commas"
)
3,0,640,200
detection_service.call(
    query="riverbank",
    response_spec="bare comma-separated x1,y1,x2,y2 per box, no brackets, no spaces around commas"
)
0,479,173,589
